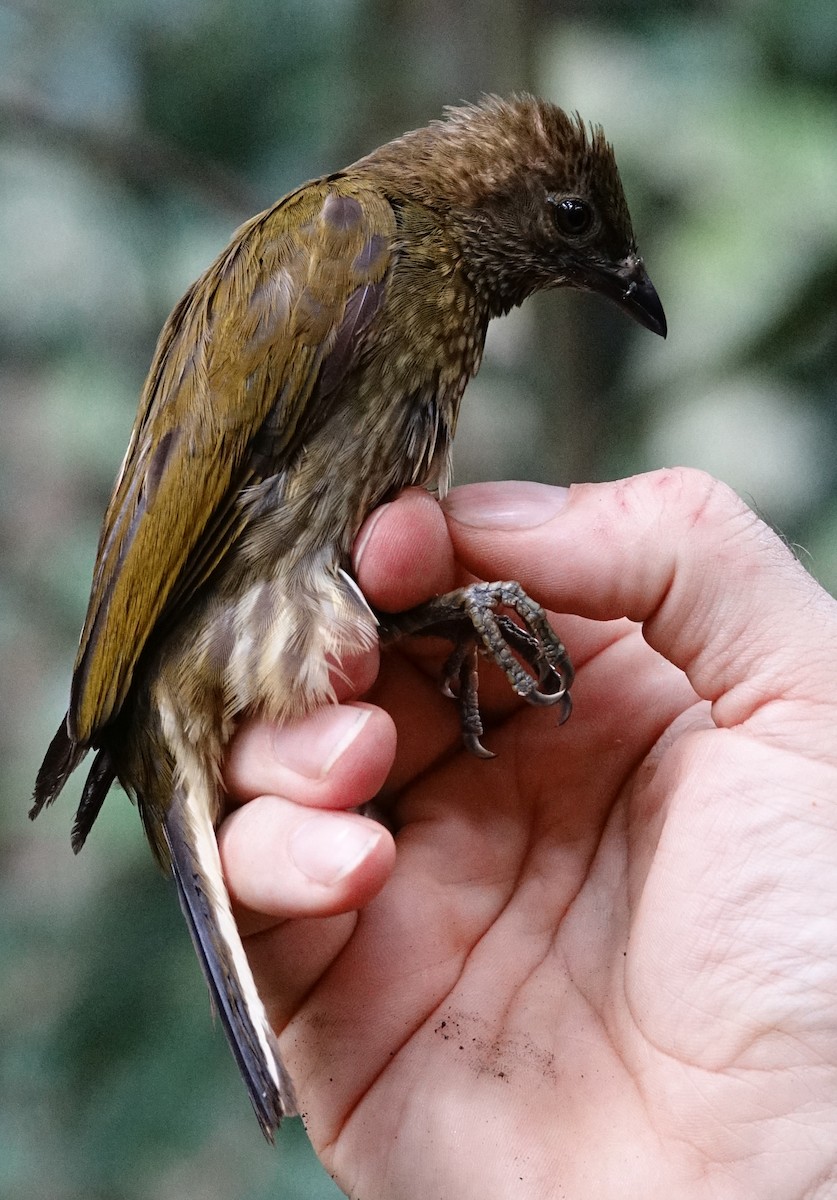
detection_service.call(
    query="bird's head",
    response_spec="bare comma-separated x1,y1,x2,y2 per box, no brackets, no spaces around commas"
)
357,94,666,335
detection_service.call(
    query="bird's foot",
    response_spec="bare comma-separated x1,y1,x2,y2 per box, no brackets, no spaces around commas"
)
378,581,574,756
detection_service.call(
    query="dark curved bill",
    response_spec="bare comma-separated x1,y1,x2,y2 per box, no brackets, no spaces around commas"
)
581,256,667,338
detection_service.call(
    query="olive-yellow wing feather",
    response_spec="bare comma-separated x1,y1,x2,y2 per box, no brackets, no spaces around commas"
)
69,181,396,744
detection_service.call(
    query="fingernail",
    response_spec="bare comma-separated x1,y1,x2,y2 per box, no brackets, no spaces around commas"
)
443,481,569,529
290,815,382,885
353,502,391,571
271,706,371,780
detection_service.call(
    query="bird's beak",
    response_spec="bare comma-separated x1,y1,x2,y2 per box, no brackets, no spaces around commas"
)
579,254,667,338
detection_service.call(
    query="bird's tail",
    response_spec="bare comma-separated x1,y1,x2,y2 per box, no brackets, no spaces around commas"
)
31,715,86,819
162,778,298,1139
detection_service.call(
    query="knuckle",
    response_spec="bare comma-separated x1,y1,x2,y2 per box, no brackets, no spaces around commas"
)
637,467,755,540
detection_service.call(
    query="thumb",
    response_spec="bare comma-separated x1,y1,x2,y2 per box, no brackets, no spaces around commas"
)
442,470,837,744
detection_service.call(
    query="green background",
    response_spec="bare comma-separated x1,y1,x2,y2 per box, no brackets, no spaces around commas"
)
2,0,835,1196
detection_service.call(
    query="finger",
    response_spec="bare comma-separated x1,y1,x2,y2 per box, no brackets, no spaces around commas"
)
218,700,393,1003
220,702,398,1013
218,700,393,921
442,472,837,741
224,702,396,807
353,486,455,610
353,488,476,781
219,794,395,931
220,702,396,937
221,789,396,1019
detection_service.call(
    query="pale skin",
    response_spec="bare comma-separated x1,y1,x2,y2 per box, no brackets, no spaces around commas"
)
219,469,837,1199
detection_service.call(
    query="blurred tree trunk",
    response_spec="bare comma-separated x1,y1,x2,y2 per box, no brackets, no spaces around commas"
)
341,0,536,155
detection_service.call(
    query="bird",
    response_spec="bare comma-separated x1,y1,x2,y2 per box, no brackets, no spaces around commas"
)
32,94,666,1139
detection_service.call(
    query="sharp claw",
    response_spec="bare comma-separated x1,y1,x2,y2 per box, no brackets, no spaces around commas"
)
465,732,496,759
441,643,469,701
525,686,571,707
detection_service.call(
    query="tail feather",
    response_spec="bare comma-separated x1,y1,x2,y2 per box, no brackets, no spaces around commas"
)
163,782,297,1139
71,747,117,853
31,716,87,819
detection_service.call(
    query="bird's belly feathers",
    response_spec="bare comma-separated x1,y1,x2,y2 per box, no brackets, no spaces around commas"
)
151,548,377,779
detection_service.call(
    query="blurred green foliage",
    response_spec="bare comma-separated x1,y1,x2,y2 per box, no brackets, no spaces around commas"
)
1,0,835,1196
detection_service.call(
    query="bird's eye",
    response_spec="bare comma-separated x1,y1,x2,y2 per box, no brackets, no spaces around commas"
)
548,196,594,238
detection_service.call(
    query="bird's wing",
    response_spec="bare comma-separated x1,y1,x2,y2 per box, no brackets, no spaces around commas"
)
69,180,396,744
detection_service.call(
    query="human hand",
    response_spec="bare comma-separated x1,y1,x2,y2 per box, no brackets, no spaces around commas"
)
220,471,837,1199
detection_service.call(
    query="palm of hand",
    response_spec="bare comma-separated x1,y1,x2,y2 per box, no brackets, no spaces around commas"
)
278,614,825,1199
